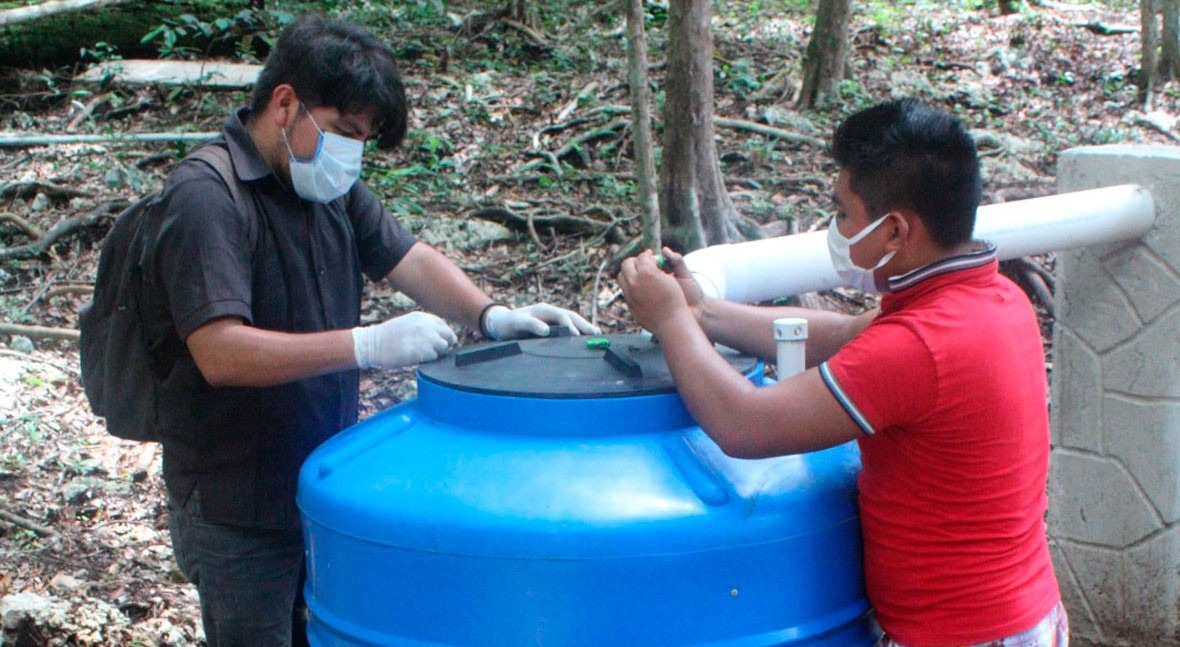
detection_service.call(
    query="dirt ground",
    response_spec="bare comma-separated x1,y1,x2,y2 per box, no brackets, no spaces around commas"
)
1,1,1175,644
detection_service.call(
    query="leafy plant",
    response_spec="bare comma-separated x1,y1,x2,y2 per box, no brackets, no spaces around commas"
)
1,449,26,472
719,58,762,99
79,41,120,66
645,2,669,29
838,78,874,110
141,8,282,61
368,129,463,221
594,173,635,201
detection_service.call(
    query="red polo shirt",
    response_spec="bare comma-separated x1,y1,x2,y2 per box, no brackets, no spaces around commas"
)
819,246,1060,646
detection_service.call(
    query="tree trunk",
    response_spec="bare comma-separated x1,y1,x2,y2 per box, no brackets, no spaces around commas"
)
1140,0,1160,103
797,0,852,109
1161,0,1180,81
507,0,539,30
997,0,1021,15
659,0,738,252
626,0,660,253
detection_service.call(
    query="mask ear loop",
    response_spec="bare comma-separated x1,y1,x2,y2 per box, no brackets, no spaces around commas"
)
284,102,325,163
845,212,893,246
864,213,901,283
846,213,898,275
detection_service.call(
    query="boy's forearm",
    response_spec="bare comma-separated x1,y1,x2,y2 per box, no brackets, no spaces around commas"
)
699,298,875,367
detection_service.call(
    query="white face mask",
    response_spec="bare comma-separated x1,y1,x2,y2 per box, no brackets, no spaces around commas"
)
282,105,364,203
827,213,896,293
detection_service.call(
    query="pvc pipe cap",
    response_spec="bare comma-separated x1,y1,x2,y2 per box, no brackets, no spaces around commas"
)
774,318,808,341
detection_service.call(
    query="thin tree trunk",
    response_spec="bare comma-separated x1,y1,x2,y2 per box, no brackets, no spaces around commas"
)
1141,0,1160,104
507,0,539,30
659,0,738,251
1161,0,1180,81
626,0,660,253
797,0,853,109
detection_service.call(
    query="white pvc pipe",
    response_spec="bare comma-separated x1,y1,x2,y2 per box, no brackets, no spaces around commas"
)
684,184,1155,302
773,318,808,378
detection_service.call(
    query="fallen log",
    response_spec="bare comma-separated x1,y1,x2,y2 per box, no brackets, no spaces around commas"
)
0,132,218,147
0,0,254,67
0,0,136,27
75,59,262,89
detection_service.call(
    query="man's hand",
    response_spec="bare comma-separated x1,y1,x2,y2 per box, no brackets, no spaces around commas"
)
659,247,707,320
352,311,457,369
618,249,692,335
482,304,601,340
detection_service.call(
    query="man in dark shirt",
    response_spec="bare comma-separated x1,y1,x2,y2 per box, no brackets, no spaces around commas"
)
141,13,597,647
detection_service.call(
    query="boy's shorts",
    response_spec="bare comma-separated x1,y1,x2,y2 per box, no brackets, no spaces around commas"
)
876,601,1068,647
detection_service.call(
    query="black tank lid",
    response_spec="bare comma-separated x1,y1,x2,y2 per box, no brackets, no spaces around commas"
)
418,331,757,399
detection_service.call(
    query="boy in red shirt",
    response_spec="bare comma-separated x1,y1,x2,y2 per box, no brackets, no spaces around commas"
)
618,99,1066,647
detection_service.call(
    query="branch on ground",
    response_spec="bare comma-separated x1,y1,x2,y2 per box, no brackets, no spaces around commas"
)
0,507,59,539
0,200,127,261
0,323,80,341
471,204,615,237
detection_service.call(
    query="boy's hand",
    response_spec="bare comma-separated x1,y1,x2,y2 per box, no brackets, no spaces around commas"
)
618,250,691,334
658,247,706,319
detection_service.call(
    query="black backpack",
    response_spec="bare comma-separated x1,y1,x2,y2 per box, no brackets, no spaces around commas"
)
80,145,254,441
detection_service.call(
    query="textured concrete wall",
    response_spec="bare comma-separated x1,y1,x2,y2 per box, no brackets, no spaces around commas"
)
1051,145,1180,647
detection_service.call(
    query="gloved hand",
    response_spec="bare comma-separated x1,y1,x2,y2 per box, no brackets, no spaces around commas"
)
482,303,601,340
352,311,457,369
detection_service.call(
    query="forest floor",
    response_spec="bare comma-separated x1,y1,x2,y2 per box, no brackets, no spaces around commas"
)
0,1,1173,644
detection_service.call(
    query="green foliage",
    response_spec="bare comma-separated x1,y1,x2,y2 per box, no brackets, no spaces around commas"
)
141,7,290,61
730,0,811,15
79,41,121,65
58,452,101,478
9,413,41,441
718,58,762,99
1099,72,1134,100
645,2,669,29
0,449,25,473
838,78,875,110
368,129,462,222
0,296,34,326
339,0,452,32
593,173,636,201
864,0,964,35
1083,125,1133,146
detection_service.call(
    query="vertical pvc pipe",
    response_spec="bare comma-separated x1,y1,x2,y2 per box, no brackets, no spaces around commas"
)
774,318,808,379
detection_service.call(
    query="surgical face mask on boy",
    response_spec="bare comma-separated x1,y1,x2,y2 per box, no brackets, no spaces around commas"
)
282,104,364,203
827,213,896,293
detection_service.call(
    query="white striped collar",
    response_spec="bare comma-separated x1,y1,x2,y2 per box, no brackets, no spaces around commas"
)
884,242,998,293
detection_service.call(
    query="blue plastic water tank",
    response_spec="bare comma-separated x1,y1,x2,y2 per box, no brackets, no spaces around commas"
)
298,334,873,646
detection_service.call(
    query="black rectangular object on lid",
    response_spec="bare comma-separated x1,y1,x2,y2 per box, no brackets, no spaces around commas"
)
421,334,757,399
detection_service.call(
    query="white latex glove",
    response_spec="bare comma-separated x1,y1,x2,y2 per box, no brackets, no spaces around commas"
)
482,303,601,340
352,311,457,369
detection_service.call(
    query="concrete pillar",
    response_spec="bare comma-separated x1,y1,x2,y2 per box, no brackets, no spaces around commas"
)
1051,145,1180,646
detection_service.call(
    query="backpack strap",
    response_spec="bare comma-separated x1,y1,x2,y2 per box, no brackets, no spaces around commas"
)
186,144,258,231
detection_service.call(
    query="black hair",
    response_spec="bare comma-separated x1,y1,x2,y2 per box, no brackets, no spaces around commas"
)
830,99,981,248
251,13,408,149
